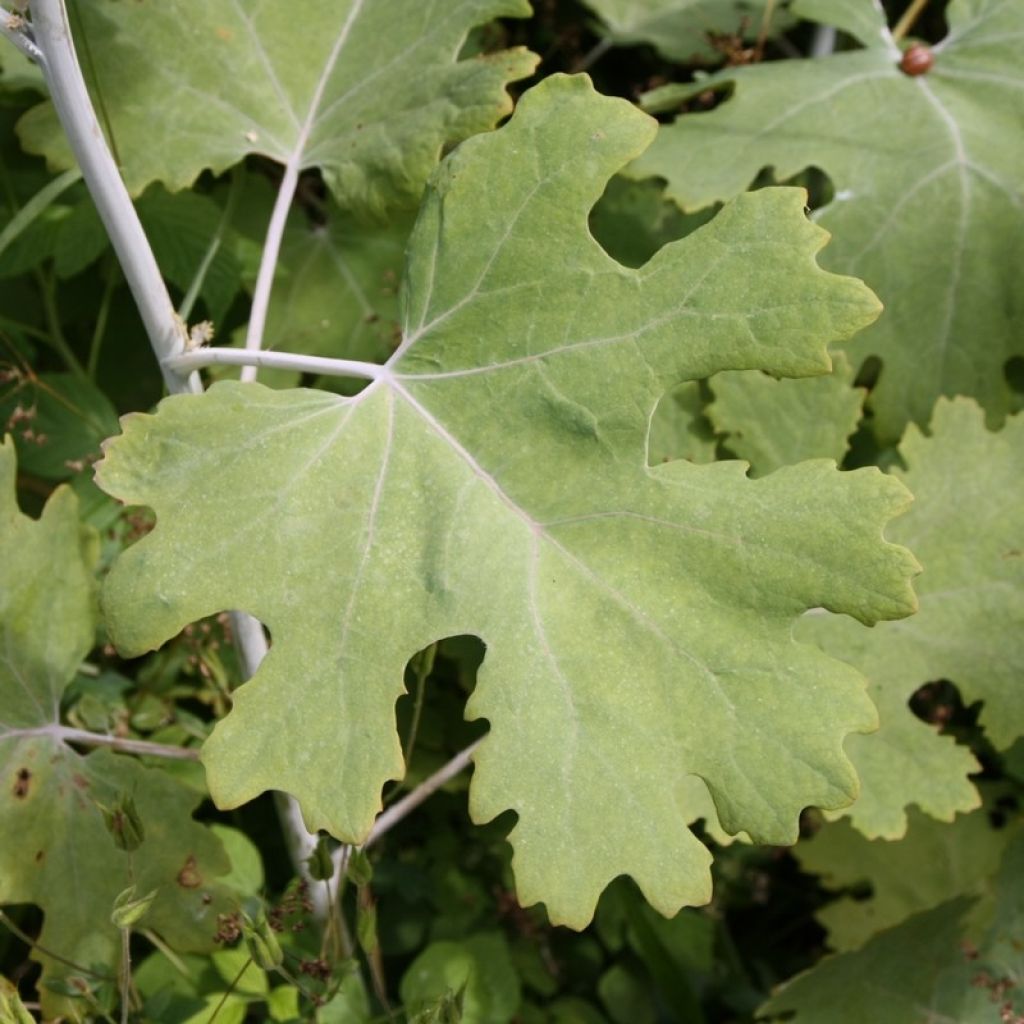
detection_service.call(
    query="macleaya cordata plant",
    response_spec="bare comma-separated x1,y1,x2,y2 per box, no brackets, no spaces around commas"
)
0,0,1021,1020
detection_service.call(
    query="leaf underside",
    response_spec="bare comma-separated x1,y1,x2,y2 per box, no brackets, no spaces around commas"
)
631,0,1024,442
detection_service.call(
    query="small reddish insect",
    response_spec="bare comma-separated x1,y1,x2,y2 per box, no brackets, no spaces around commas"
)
900,43,935,76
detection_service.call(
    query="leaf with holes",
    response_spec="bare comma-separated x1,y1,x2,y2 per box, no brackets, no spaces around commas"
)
0,439,232,1014
19,0,538,214
631,0,1024,441
95,75,918,929
798,399,1023,838
707,351,864,476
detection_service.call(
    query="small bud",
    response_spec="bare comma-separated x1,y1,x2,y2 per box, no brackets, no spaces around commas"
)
111,885,158,929
356,900,378,956
306,835,334,881
347,849,373,888
242,910,283,971
97,793,145,852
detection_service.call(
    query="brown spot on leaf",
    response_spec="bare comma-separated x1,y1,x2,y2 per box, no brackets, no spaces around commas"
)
72,773,89,790
177,854,202,888
13,768,30,798
34,849,44,863
215,26,233,41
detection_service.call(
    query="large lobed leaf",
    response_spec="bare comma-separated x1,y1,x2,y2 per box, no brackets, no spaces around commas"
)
631,0,1024,441
96,75,918,928
799,398,1023,838
0,439,231,1011
762,831,1024,1022
20,0,538,214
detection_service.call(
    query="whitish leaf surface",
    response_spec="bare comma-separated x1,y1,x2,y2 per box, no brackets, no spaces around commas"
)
20,0,538,214
0,440,230,1007
578,0,780,63
96,75,918,928
798,399,1023,837
797,807,1015,952
707,351,864,476
631,0,1024,441
764,832,1024,1022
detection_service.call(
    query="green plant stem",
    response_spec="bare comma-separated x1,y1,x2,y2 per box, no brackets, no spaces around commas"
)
0,167,81,260
118,928,130,1024
87,257,119,379
892,0,930,41
0,909,116,981
139,930,191,980
207,957,252,1024
34,267,88,376
402,643,436,775
178,163,245,322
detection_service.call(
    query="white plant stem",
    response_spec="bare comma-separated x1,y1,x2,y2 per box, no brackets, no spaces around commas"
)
27,0,474,930
810,24,836,58
364,738,483,849
166,346,386,382
241,161,299,383
5,724,201,761
29,0,199,396
0,4,43,62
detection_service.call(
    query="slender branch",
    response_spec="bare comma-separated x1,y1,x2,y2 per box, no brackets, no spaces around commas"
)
179,164,245,322
0,166,81,259
809,24,836,58
165,346,386,382
0,5,43,62
240,163,299,383
28,0,198,396
364,738,483,849
892,0,930,41
4,723,201,761
0,910,116,981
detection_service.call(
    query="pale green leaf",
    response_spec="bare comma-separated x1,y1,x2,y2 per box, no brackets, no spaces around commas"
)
96,75,917,928
19,0,538,214
764,832,1024,1022
630,0,1024,440
791,0,892,48
797,807,1015,952
759,897,975,1023
799,398,1024,837
708,351,864,475
0,439,232,1012
578,0,782,63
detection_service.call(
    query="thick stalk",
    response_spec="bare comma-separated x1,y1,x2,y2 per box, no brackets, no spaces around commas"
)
166,346,386,382
5,724,201,761
28,0,198,395
240,162,298,383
